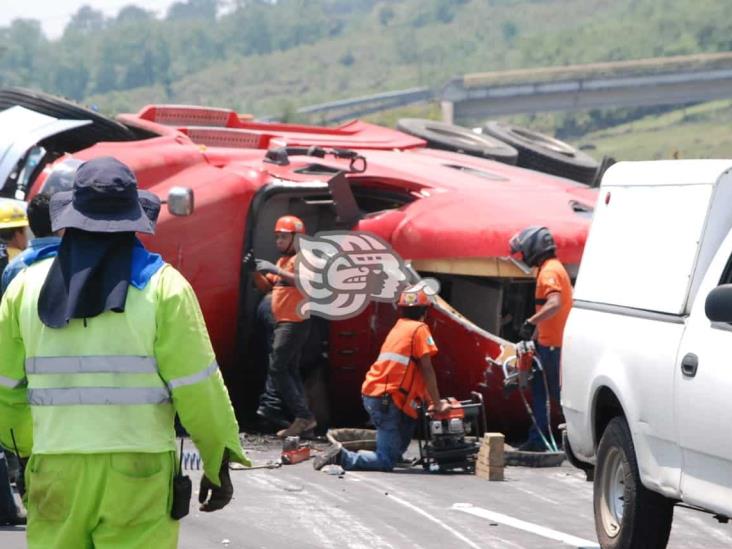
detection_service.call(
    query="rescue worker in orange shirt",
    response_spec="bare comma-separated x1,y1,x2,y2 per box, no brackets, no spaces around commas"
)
509,226,573,452
313,282,450,471
251,215,316,438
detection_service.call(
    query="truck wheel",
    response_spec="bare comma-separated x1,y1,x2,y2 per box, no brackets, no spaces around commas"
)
0,87,134,146
482,121,599,184
594,417,674,549
396,118,518,164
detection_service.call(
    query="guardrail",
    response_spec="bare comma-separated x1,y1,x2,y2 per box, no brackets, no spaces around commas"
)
284,52,732,125
277,87,433,123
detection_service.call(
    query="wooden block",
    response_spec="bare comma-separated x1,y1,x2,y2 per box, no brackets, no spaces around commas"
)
479,433,505,467
476,449,504,467
482,433,505,449
475,462,504,481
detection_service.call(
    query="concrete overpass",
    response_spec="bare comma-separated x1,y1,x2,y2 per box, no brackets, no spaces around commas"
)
440,52,732,125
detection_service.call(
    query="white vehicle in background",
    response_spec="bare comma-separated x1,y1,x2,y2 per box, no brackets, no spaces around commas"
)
562,160,732,548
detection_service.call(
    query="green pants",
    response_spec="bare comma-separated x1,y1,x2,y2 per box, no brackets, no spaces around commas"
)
26,452,179,549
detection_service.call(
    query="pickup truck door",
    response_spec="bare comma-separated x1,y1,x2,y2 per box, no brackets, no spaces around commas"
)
675,241,732,517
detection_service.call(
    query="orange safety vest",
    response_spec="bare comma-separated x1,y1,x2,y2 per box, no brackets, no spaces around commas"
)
362,318,438,419
267,255,304,323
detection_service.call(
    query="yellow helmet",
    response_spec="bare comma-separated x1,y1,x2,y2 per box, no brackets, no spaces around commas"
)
0,200,28,230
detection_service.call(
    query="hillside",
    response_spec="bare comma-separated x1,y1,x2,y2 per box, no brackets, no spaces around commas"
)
1,0,731,120
1,0,731,161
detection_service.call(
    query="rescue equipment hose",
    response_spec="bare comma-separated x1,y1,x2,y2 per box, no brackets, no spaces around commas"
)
499,352,559,452
537,355,560,452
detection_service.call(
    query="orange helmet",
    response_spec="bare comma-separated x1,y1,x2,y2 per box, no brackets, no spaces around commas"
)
275,215,305,234
398,281,438,307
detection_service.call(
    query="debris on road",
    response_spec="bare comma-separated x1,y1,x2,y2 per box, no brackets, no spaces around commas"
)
322,464,345,476
230,460,281,471
281,436,311,465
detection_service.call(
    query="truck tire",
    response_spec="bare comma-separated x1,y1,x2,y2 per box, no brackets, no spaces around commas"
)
594,417,674,549
396,118,518,164
0,87,134,145
482,121,599,184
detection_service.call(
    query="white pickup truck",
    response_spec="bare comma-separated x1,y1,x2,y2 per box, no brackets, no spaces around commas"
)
562,160,732,549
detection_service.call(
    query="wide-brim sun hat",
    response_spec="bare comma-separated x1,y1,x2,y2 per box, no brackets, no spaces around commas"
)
50,156,154,234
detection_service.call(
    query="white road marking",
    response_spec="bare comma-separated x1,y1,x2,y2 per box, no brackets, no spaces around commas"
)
511,484,561,505
452,503,600,548
351,473,482,549
244,472,396,548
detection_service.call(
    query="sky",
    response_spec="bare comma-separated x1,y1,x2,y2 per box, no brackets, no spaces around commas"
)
1,0,179,39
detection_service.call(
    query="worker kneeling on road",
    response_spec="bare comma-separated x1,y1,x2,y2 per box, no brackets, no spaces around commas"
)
314,283,450,471
509,226,572,453
0,157,249,549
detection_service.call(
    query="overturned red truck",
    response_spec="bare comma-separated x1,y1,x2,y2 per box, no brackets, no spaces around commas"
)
0,89,597,435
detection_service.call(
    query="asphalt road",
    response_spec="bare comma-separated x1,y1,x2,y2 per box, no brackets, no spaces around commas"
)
3,436,732,548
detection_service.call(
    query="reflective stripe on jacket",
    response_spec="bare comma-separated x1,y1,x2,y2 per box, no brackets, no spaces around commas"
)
361,318,438,419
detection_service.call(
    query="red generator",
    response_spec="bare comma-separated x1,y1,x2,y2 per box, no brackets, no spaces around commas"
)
417,392,487,473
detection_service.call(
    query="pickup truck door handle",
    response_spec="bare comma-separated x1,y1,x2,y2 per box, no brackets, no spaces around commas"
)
681,353,699,377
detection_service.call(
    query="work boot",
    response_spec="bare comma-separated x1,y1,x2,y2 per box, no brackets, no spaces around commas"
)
276,417,317,439
313,443,343,471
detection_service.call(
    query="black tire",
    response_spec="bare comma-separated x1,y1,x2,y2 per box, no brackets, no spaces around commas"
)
482,121,599,184
396,118,518,164
594,417,674,549
0,87,134,149
504,449,565,468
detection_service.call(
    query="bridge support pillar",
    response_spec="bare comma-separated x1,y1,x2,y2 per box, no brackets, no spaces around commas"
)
441,101,454,125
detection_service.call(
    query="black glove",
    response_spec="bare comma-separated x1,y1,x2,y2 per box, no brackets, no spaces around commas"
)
198,453,233,512
255,259,280,275
518,320,536,341
243,251,256,272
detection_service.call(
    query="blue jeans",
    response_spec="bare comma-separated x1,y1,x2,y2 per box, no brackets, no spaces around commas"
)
527,344,561,445
340,396,416,472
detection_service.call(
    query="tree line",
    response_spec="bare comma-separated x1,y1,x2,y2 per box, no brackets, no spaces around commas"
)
0,0,730,117
0,0,469,101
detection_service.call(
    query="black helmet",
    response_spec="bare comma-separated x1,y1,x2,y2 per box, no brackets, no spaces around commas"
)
509,226,556,267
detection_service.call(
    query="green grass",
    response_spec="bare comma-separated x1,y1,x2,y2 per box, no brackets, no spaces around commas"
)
358,99,732,163
73,0,732,120
581,100,732,160
10,0,725,162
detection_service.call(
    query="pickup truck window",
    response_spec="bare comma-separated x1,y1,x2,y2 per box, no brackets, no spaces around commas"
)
712,255,732,329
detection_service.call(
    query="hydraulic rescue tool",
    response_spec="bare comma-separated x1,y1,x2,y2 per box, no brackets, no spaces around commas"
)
487,342,559,452
416,392,487,472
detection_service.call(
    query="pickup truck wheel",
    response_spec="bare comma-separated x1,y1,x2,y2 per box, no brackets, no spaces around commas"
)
594,417,674,549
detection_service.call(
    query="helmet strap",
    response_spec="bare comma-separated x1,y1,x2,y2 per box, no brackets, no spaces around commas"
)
284,234,296,255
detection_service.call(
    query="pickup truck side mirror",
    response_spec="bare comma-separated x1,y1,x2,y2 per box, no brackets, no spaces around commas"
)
167,187,194,216
705,284,732,322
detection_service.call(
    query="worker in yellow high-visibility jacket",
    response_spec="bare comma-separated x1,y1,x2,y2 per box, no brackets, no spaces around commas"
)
0,157,249,549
